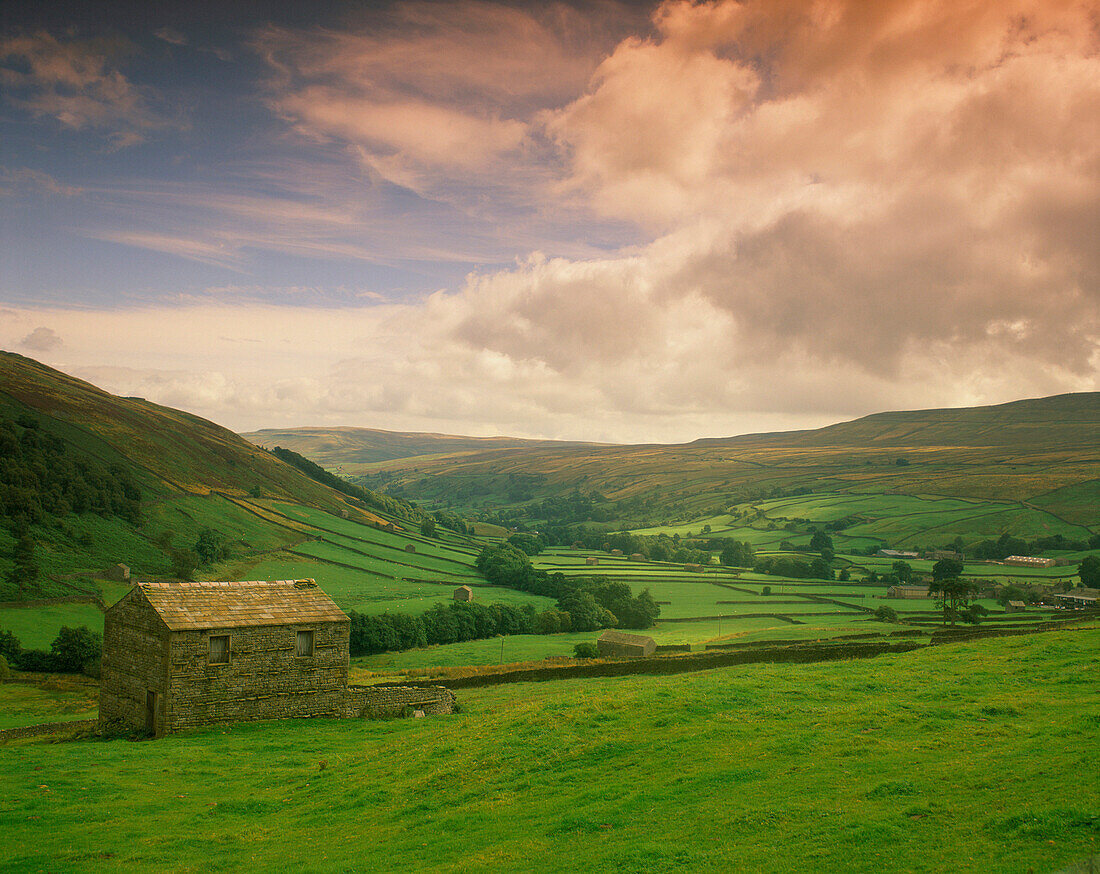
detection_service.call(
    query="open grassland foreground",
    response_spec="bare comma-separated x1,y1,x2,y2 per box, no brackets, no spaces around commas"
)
1,631,1097,873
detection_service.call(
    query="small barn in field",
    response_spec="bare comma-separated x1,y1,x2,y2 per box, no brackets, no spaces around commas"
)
630,553,645,562
596,630,657,658
453,585,473,602
887,584,929,599
610,549,623,556
105,563,130,582
99,579,349,737
1005,600,1027,613
586,557,600,566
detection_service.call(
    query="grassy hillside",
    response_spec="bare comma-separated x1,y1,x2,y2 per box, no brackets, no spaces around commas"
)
2,629,1097,872
0,352,452,612
330,393,1098,541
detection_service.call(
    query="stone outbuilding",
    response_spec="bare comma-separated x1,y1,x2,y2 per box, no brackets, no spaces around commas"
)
630,553,645,562
453,585,474,602
597,630,657,658
610,548,623,556
1005,600,1027,613
99,579,454,738
105,563,130,582
887,584,930,599
585,557,600,566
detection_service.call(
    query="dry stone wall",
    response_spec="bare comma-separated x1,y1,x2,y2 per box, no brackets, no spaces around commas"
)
345,685,455,718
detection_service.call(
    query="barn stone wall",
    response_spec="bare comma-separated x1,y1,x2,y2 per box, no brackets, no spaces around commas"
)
98,590,171,736
345,684,455,718
163,620,350,733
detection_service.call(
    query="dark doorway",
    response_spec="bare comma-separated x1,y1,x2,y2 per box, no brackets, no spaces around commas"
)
145,691,157,735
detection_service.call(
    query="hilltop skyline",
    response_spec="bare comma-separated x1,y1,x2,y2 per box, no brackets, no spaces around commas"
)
2,0,1098,442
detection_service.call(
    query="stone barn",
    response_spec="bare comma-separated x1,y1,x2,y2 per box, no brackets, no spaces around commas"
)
585,557,600,566
99,579,350,737
105,563,130,582
596,630,657,658
453,585,474,602
99,579,457,738
1005,600,1027,613
610,548,623,556
630,553,645,562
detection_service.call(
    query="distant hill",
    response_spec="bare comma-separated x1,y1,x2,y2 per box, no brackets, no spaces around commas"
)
242,426,605,467
296,392,1099,535
695,392,1100,449
0,352,414,600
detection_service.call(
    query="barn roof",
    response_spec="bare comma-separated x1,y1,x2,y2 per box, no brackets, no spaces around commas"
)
598,630,655,646
136,579,348,631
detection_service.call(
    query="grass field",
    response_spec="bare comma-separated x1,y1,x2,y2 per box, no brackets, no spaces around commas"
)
1,629,1096,872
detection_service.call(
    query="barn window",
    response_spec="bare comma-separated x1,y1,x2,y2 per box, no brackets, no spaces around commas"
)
296,630,314,657
209,635,229,664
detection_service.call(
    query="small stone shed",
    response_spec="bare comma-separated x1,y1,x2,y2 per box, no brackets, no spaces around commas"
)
596,630,657,658
887,584,929,599
453,585,473,602
99,579,454,737
586,557,600,566
105,563,130,582
1005,600,1027,613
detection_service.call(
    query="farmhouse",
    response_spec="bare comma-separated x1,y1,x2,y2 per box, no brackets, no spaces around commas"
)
596,630,657,658
1003,555,1056,568
453,585,473,602
99,579,454,737
1050,588,1099,609
887,584,929,599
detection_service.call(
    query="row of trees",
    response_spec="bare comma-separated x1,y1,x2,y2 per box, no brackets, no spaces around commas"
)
476,543,660,631
348,601,571,656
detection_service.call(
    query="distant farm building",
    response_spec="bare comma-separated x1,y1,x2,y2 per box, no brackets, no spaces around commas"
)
453,585,473,602
404,544,417,553
630,553,645,562
685,563,704,573
105,563,130,582
887,584,929,599
925,550,962,561
1003,555,1056,568
596,630,657,658
99,579,453,737
1050,588,1099,609
610,548,623,556
1005,600,1027,613
878,549,919,560
586,557,600,566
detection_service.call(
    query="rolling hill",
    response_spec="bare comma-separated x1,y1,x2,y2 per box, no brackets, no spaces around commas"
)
243,425,606,467
0,352,439,602
261,393,1099,540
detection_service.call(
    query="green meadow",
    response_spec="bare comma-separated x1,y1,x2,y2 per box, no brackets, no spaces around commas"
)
2,630,1097,872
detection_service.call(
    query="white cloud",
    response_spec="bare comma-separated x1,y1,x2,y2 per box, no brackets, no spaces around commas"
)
20,326,63,351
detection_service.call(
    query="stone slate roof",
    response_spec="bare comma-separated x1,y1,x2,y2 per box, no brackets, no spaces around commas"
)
138,579,348,631
598,630,655,647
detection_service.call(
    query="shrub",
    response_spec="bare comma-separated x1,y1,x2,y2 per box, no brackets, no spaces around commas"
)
874,605,898,622
762,585,772,596
573,642,599,659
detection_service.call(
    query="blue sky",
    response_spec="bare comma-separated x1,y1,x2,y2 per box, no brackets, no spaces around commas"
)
1,0,1097,440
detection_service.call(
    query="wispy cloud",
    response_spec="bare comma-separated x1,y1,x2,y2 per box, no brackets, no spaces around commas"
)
0,31,178,146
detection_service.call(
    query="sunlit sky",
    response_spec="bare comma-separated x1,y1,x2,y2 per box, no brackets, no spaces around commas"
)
2,0,1097,442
